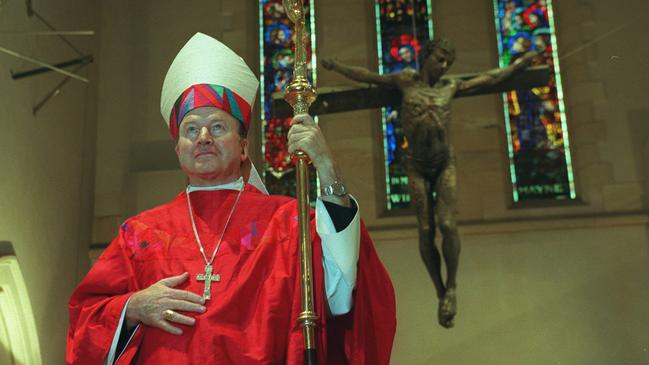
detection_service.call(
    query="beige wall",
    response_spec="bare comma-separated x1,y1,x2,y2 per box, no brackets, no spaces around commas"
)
0,0,99,363
375,222,649,364
557,1,649,212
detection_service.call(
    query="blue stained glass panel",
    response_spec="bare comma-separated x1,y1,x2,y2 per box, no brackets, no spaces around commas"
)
493,0,576,201
259,0,318,198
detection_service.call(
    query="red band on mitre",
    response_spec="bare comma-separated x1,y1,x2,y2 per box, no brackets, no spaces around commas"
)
168,84,252,139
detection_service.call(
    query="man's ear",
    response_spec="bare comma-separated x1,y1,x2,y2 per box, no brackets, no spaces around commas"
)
240,139,251,183
174,143,180,156
240,138,249,162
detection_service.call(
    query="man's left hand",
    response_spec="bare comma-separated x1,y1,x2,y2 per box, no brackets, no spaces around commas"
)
287,114,350,207
287,114,333,170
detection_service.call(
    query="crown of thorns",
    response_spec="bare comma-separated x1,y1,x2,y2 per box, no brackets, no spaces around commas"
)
420,38,456,64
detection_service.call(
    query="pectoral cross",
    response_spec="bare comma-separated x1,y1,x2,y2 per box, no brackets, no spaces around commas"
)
196,264,220,300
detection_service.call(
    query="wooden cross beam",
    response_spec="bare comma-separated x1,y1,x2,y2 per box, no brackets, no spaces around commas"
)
271,65,550,118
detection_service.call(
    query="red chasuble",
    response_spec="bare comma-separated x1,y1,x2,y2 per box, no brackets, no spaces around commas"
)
67,184,396,364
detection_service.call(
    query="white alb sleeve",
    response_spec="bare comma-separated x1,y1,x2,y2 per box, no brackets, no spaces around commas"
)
103,297,140,365
315,195,361,315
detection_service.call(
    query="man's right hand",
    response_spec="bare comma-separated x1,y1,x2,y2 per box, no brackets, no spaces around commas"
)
125,272,206,335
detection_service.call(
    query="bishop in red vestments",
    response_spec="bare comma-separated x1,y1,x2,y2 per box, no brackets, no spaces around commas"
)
66,33,396,365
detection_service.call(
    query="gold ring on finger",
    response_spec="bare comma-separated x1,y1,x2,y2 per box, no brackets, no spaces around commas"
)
163,309,175,321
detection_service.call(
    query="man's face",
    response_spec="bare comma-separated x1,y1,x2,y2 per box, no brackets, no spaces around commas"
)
175,107,248,185
424,47,454,80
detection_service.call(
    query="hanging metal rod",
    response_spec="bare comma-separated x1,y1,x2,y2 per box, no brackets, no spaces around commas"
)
33,62,88,115
25,0,34,17
32,9,83,56
0,31,95,36
0,46,89,82
11,55,92,80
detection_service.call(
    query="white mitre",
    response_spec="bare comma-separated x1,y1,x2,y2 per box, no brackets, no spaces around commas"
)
160,32,259,128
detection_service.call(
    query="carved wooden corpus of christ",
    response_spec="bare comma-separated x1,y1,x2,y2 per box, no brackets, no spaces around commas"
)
304,44,544,329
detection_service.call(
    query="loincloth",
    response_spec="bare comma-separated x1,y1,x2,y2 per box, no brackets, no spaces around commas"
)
406,149,449,182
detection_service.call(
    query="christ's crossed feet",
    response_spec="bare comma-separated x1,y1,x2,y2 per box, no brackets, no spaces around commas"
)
438,288,457,328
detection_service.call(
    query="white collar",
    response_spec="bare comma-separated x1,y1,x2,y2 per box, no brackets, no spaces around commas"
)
186,177,244,193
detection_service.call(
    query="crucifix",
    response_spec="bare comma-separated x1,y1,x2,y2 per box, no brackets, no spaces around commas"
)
270,65,549,117
271,40,549,329
196,264,220,300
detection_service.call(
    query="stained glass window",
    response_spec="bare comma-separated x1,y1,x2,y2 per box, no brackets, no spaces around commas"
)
259,0,318,197
375,0,433,211
493,0,575,201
